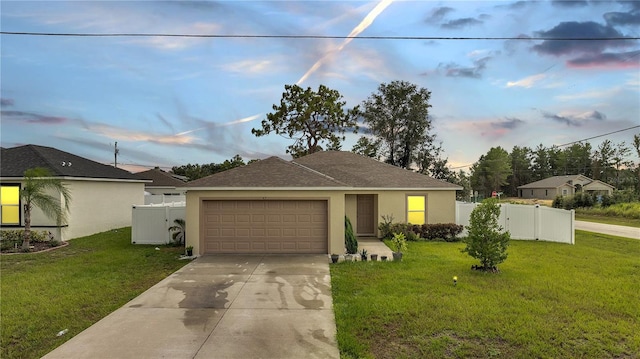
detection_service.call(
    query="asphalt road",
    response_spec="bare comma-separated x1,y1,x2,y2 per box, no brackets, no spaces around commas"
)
575,220,640,239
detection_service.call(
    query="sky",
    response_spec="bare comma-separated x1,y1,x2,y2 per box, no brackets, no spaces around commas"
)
1,0,639,174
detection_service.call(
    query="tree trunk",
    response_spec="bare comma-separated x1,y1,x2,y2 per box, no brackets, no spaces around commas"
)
22,204,31,251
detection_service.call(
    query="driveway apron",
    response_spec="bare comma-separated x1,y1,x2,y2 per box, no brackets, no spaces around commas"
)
42,255,339,359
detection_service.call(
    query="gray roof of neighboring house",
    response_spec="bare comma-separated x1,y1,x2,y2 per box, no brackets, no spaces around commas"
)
517,175,582,189
133,168,186,187
186,151,462,190
1,144,140,180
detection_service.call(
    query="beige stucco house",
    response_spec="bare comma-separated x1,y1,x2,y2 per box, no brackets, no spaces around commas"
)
1,145,146,241
518,174,615,199
184,151,461,256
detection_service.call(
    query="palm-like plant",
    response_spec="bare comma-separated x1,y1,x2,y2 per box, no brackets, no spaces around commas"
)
21,168,71,250
168,218,186,245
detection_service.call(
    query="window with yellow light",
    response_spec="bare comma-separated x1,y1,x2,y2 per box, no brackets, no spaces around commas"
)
407,195,425,225
1,185,20,225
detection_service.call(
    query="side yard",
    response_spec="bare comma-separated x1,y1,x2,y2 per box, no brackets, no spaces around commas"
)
0,228,188,359
331,231,640,358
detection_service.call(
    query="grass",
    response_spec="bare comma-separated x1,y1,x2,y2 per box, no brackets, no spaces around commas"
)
0,227,188,359
331,231,640,358
576,213,640,228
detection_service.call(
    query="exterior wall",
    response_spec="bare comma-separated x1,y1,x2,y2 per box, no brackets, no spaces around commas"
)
186,190,345,255
583,182,613,195
186,189,459,254
519,185,573,199
0,179,143,241
344,194,357,232
64,180,144,240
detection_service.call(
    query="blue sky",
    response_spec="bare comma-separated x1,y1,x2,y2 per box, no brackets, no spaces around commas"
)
1,0,639,173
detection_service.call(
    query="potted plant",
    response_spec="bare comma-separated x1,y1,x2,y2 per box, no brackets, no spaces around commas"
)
360,248,368,261
330,253,339,263
381,256,387,261
389,232,407,261
185,245,193,257
370,254,378,261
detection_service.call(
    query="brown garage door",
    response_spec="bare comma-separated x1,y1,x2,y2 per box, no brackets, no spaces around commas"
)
202,200,328,254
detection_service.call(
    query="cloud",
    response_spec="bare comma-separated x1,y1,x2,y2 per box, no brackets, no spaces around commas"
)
222,59,275,74
555,86,621,101
567,50,640,68
439,56,491,79
541,110,607,126
1,98,15,107
491,118,526,130
441,17,483,29
425,6,454,24
551,0,588,7
1,110,69,124
506,74,547,88
533,21,634,56
604,10,640,26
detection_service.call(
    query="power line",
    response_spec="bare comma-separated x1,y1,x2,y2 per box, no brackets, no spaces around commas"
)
1,31,638,41
449,125,640,170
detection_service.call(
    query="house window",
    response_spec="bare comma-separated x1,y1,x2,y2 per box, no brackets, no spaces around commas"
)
1,185,20,225
562,189,568,196
545,190,548,196
407,195,426,225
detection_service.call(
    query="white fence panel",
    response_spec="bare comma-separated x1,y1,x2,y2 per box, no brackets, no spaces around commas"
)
455,202,574,244
539,205,575,244
144,195,186,205
131,205,186,245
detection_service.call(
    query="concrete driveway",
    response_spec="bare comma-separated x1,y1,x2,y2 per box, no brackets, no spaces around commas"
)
575,220,640,239
42,255,339,359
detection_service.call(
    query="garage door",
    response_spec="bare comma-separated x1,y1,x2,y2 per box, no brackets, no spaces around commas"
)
202,200,328,254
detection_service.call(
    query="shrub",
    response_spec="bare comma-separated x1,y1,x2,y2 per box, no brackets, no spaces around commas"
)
0,230,53,252
462,198,510,271
345,216,358,254
378,214,395,239
418,223,464,242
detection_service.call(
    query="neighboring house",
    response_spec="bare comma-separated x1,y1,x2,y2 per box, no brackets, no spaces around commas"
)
133,167,186,204
184,151,462,255
0,144,146,241
517,174,615,199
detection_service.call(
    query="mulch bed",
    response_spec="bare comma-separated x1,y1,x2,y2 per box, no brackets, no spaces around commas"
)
0,241,69,255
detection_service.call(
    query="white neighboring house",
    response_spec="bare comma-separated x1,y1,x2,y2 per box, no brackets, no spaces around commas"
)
132,167,186,205
0,145,146,241
517,174,615,200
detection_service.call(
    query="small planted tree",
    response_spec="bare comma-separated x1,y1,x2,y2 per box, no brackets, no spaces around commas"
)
345,216,358,254
20,168,71,251
462,198,510,272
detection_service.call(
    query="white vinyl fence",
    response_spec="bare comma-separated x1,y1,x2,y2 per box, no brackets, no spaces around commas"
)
131,204,186,245
144,194,186,205
455,202,574,244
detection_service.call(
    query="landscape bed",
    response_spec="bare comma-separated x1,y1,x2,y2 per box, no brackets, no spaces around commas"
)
330,231,640,358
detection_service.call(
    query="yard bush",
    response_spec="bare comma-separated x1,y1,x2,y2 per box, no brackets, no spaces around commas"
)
345,216,358,254
420,223,464,241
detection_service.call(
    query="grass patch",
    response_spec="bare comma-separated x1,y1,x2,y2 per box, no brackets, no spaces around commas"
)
576,213,640,228
331,231,640,358
1,227,188,359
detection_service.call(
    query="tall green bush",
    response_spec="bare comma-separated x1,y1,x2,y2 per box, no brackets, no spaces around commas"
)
462,198,510,271
345,216,358,254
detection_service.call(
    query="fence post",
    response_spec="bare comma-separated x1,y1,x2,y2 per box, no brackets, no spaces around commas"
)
570,209,575,245
534,204,540,241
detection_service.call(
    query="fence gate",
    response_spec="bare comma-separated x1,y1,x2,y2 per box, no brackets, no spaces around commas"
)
131,205,186,245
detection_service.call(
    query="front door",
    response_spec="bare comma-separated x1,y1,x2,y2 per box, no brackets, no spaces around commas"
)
356,194,375,235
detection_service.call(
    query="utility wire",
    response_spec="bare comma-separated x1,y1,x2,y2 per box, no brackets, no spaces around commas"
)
1,31,638,41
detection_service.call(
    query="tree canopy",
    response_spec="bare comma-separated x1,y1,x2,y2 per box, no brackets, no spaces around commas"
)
171,154,247,181
356,80,442,171
252,84,358,158
470,147,512,197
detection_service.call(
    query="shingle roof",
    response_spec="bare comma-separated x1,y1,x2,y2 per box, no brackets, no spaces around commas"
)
517,175,581,189
186,151,461,190
1,144,140,180
186,156,347,188
133,168,186,187
294,151,461,189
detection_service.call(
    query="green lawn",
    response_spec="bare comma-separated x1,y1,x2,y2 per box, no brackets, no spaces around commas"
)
0,228,188,359
331,231,640,358
576,213,640,228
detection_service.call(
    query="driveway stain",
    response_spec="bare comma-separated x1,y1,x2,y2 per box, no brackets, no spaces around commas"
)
169,278,236,328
